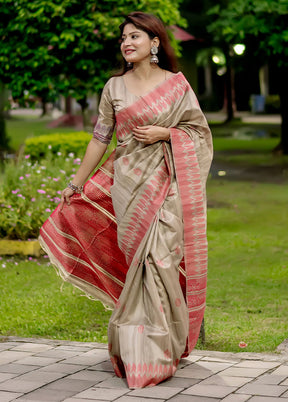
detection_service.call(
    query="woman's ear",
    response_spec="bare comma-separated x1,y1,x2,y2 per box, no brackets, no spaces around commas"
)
152,37,160,48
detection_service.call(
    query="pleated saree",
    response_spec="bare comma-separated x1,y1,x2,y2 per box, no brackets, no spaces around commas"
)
39,72,213,388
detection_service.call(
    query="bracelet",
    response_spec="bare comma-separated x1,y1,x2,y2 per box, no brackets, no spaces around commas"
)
68,181,84,193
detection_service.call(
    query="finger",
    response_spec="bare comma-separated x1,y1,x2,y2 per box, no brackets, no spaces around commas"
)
65,193,71,206
133,126,149,133
59,197,65,212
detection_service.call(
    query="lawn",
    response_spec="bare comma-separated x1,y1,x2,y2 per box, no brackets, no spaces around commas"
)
0,257,111,343
6,114,81,151
0,178,287,353
204,179,288,353
1,114,287,354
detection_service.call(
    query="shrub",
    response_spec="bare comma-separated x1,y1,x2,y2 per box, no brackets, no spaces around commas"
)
24,132,92,159
0,135,116,240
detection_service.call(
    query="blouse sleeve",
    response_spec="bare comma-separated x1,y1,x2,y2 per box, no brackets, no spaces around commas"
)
93,79,115,144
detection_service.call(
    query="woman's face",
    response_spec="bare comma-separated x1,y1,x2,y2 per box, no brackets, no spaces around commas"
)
121,23,157,64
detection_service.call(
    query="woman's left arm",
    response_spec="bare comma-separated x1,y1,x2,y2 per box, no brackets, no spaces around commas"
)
132,125,170,144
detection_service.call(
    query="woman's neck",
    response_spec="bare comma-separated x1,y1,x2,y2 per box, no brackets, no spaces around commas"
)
131,61,162,81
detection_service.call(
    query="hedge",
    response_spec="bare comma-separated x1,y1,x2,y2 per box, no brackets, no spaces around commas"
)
24,132,92,159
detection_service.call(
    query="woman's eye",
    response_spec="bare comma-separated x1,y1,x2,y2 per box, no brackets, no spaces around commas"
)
131,35,138,39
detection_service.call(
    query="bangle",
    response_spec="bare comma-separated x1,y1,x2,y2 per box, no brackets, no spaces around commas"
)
68,181,84,193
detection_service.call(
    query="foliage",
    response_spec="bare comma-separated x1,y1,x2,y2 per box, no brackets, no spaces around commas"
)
24,131,92,159
0,135,115,239
0,152,79,240
0,0,186,109
208,0,288,63
6,115,81,152
208,0,288,153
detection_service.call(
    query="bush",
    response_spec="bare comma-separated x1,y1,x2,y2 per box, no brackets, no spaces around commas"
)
0,152,81,240
0,134,116,240
265,95,281,114
24,132,92,159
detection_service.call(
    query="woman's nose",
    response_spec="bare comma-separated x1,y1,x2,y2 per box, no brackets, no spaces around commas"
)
122,38,131,46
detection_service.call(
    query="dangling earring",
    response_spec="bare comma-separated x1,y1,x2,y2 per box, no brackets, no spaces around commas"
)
150,46,159,64
127,62,133,68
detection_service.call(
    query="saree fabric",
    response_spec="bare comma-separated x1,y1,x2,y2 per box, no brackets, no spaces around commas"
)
39,72,213,388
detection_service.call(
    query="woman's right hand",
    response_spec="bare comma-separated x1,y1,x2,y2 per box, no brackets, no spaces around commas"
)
60,187,75,211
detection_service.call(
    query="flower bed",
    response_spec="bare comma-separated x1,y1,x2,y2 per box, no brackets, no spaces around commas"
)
0,151,82,240
0,133,116,241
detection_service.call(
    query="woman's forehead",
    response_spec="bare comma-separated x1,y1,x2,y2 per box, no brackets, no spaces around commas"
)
122,23,145,36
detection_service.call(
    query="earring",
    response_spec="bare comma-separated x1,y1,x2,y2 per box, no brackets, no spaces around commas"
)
127,62,133,68
150,46,159,64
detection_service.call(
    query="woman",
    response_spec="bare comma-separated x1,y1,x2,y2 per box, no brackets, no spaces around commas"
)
39,11,213,388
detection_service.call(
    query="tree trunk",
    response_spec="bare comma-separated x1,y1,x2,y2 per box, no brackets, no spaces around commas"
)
0,82,10,155
77,97,89,130
224,49,235,122
278,66,288,155
41,101,48,117
65,96,72,114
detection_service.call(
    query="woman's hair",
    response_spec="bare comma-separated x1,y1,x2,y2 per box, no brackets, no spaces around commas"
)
117,12,178,74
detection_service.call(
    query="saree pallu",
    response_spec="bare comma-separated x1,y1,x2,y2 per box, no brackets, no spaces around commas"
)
39,72,213,388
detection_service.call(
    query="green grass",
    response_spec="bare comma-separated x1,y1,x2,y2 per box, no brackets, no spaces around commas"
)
210,120,281,138
6,115,81,151
1,115,288,354
0,180,287,353
0,257,111,343
201,179,288,353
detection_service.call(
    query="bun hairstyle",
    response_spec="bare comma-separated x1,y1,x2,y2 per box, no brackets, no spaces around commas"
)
118,12,178,74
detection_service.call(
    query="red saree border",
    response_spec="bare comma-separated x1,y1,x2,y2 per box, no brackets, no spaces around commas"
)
116,72,189,140
171,128,208,354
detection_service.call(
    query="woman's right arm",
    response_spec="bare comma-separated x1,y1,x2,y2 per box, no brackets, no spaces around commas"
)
60,137,108,210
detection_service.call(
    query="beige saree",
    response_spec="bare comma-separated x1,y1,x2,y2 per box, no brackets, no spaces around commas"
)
39,72,213,388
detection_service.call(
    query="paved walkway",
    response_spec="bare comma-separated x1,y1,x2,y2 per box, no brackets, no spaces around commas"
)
0,337,288,401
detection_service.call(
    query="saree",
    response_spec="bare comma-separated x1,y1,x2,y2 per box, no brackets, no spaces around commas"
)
39,72,213,388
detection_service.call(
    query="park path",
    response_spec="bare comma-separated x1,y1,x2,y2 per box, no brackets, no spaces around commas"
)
0,337,288,401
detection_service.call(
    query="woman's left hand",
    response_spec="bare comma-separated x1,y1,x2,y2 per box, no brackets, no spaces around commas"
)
132,125,170,144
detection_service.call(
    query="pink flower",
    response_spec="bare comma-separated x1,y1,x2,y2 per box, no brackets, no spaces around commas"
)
31,198,36,202
19,176,24,180
53,178,60,182
239,341,248,348
25,174,31,177
12,189,20,194
37,189,46,194
41,184,45,187
45,208,51,212
57,191,62,195
25,155,30,159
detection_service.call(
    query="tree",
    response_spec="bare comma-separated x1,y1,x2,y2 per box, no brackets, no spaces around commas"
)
0,0,185,133
0,82,10,156
208,0,288,154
